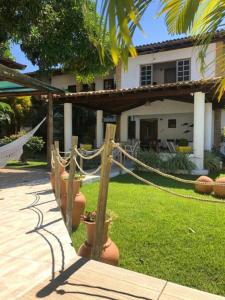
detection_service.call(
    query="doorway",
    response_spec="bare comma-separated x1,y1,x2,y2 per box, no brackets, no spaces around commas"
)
140,119,158,150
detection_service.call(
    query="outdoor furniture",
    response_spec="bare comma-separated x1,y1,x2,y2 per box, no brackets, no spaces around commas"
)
166,141,177,153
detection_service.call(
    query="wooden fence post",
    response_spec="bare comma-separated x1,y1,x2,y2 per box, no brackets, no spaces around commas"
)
66,136,78,235
92,123,116,261
54,141,61,206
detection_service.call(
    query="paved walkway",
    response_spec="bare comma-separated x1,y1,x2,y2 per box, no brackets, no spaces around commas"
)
0,168,225,300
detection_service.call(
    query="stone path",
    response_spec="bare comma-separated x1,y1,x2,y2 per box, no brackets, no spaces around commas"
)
0,168,225,300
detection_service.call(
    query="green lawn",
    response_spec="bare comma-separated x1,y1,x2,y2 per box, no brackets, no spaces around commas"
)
6,160,48,169
72,171,225,297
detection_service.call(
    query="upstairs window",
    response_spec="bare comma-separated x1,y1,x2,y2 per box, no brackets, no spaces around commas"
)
104,79,115,90
140,64,152,86
82,83,95,91
68,85,76,93
176,59,190,81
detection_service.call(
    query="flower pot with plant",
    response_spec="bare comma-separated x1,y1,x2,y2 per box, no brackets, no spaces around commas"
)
78,211,119,266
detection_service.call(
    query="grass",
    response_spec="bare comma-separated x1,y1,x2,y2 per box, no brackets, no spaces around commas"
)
72,171,225,297
6,160,47,169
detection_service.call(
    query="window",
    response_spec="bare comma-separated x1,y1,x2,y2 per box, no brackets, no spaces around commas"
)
82,83,95,91
168,119,176,128
140,64,152,86
176,59,190,81
104,79,115,90
68,85,76,93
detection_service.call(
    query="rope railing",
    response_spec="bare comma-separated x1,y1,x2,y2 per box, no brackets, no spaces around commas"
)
111,158,225,204
74,146,104,160
73,156,101,176
113,142,225,186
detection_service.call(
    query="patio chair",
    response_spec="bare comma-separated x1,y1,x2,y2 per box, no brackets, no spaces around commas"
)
166,141,176,153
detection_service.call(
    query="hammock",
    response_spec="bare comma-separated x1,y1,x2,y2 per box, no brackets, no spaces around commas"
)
0,118,46,168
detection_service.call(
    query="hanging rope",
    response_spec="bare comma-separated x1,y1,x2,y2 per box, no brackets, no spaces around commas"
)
111,158,225,204
113,142,225,186
74,146,104,160
73,156,101,176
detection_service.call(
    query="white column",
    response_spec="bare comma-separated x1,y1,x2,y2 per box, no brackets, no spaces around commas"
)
204,102,213,151
193,92,205,170
135,118,140,140
96,110,103,147
64,103,73,152
120,113,128,141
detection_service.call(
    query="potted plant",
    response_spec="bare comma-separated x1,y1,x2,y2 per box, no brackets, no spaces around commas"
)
176,139,192,153
78,211,119,266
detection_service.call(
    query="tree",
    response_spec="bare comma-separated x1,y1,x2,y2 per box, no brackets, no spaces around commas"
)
0,102,13,125
98,0,225,98
7,96,32,133
0,0,113,82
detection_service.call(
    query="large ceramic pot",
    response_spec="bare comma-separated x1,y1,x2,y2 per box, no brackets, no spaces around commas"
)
195,176,214,194
78,218,119,266
50,164,65,193
61,179,86,229
60,170,69,217
71,180,86,230
213,177,225,198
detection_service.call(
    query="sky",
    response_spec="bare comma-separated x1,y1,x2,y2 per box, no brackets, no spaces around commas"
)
10,1,185,73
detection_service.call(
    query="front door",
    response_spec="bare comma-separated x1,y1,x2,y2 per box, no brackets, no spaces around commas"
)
140,119,158,150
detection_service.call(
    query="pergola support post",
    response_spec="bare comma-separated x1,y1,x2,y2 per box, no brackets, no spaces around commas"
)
204,102,213,151
193,92,205,170
96,110,103,147
47,93,53,164
64,103,73,152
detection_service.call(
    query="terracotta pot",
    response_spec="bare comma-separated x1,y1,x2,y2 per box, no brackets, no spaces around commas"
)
195,176,213,194
50,165,65,193
50,171,55,193
213,177,225,198
61,179,86,229
71,180,86,230
78,218,119,266
60,170,69,216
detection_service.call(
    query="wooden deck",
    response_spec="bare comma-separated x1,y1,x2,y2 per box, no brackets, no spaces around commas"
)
0,168,225,300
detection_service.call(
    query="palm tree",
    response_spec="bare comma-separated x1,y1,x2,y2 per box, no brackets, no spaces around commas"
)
97,0,225,98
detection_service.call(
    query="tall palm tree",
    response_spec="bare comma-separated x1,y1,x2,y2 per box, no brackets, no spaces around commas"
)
97,0,225,98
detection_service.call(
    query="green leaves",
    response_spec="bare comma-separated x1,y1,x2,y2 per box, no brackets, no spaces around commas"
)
98,0,152,66
0,102,13,124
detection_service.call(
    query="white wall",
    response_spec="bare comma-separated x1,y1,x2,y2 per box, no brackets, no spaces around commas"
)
51,74,76,90
140,113,193,142
51,73,115,91
123,99,194,116
121,43,216,89
121,100,194,142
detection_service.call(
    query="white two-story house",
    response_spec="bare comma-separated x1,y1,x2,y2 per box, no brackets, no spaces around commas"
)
51,31,225,172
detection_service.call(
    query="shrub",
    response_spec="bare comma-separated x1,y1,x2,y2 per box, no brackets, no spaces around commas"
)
204,151,221,173
0,132,45,162
136,150,196,174
162,152,196,174
136,150,161,170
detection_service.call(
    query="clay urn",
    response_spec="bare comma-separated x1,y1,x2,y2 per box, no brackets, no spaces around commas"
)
60,169,69,217
78,212,119,266
61,178,86,229
50,164,65,194
213,177,225,198
71,180,86,230
195,176,214,194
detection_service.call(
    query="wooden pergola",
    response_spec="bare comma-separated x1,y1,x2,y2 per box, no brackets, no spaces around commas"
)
0,61,65,161
54,77,224,114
